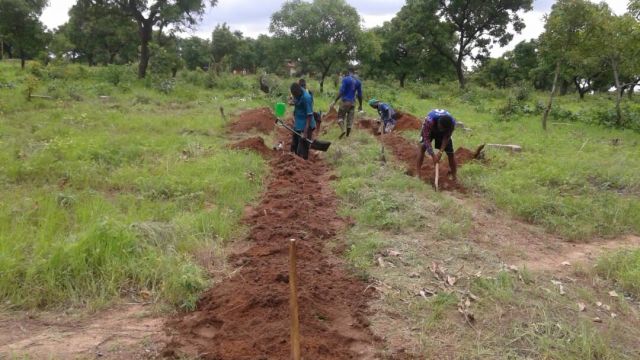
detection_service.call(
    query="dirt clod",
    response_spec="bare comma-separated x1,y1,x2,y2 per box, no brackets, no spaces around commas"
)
394,111,422,131
228,107,277,134
229,136,274,158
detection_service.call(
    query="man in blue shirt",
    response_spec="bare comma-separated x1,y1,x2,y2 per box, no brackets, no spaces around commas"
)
417,109,457,180
331,68,362,138
290,82,316,160
368,99,396,134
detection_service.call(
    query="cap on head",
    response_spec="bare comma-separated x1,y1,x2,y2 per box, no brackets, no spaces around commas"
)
368,98,379,107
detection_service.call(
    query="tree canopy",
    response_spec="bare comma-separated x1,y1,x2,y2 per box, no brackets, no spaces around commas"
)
270,0,362,92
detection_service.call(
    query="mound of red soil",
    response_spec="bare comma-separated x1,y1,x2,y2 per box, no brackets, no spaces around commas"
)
381,133,480,192
228,107,277,134
323,107,338,122
164,151,377,359
394,111,422,131
229,136,274,158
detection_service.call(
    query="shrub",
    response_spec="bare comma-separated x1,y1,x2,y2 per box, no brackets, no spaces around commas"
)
27,61,46,78
99,64,134,86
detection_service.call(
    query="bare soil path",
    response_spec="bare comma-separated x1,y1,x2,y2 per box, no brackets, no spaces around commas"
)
0,305,166,359
163,111,379,359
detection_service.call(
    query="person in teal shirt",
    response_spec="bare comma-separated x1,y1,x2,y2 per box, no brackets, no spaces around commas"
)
290,82,316,160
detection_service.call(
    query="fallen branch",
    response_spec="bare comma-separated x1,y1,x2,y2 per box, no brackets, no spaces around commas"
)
29,94,54,99
486,144,522,152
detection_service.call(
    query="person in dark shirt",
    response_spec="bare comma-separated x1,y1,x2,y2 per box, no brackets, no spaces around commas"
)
290,82,316,160
368,99,396,134
331,68,362,138
417,109,457,180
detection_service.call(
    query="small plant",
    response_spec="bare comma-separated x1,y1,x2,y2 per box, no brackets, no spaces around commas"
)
24,75,40,101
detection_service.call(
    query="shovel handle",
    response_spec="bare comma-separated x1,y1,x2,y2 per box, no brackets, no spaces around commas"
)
276,118,314,144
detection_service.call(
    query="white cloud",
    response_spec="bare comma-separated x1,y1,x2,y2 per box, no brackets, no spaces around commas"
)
40,0,75,30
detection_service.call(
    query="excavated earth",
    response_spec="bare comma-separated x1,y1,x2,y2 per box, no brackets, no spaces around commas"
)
164,110,378,359
355,113,481,192
227,107,277,134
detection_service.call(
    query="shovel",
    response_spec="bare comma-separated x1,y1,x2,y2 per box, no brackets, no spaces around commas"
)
274,103,331,152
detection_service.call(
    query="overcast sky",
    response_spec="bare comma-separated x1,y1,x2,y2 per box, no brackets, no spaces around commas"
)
41,0,630,57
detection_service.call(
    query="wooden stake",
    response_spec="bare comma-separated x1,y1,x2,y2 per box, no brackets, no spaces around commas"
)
289,239,301,360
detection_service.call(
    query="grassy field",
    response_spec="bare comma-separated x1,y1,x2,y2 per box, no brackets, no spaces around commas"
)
1,59,639,322
325,126,640,359
0,61,270,310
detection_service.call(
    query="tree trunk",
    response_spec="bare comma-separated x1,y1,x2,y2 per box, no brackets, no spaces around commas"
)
560,79,569,95
455,58,465,89
171,67,178,78
87,53,94,66
319,65,331,93
138,20,153,79
542,61,561,131
399,73,406,88
20,50,25,69
611,59,623,126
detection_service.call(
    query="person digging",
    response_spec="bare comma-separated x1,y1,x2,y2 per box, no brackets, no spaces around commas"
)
417,109,457,181
368,98,397,134
330,68,362,139
289,82,316,160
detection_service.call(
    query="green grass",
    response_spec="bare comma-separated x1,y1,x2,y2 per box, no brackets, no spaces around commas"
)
358,81,640,240
0,61,270,310
596,249,640,297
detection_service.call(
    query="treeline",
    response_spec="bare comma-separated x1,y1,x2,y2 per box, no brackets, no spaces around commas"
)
1,1,639,119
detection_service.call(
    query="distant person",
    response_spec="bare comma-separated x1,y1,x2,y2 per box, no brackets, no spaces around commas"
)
290,82,316,160
368,99,396,134
417,109,457,180
330,68,362,138
299,78,322,135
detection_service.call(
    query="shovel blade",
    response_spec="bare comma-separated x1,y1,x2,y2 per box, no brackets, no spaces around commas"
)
311,139,331,152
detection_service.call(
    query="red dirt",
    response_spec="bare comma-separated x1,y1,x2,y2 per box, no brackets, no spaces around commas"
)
380,132,480,192
323,106,338,122
394,111,422,131
164,150,377,358
229,136,274,158
228,107,277,134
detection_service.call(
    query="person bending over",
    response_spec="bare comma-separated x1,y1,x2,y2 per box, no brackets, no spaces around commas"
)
417,109,457,180
368,98,396,134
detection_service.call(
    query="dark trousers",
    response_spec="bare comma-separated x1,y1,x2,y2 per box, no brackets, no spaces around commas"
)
290,128,313,160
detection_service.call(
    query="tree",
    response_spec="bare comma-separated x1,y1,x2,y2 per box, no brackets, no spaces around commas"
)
65,0,137,66
480,57,514,88
92,0,218,78
364,17,451,87
596,12,640,124
630,0,640,20
178,36,210,70
270,0,362,93
538,0,602,130
0,0,49,68
211,23,240,72
510,40,539,83
396,0,532,89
